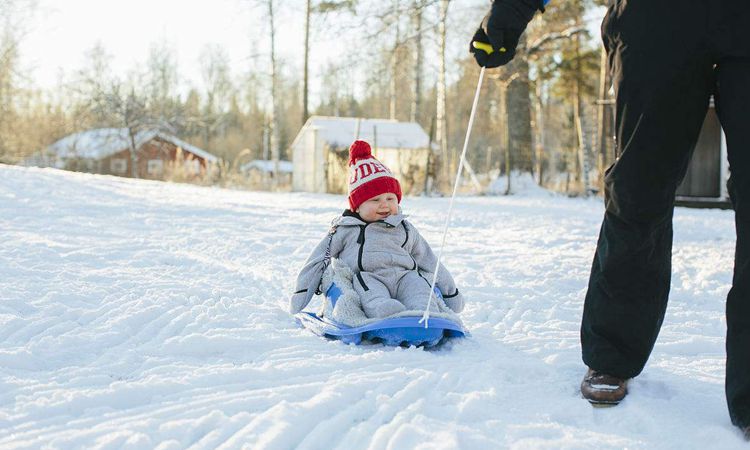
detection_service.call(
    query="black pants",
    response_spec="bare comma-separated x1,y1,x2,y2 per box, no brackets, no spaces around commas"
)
581,0,750,427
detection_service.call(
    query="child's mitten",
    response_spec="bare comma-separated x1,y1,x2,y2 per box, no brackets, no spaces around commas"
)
444,290,465,313
289,290,311,314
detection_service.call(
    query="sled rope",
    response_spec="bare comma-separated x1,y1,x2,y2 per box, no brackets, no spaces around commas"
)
420,66,486,327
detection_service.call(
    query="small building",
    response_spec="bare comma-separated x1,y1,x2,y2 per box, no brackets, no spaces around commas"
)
290,116,433,195
26,128,219,180
676,99,730,208
240,159,293,187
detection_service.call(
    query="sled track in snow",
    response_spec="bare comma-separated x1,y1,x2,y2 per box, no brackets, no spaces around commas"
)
0,166,746,448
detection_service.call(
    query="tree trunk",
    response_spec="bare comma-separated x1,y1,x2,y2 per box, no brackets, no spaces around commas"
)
573,0,590,196
574,87,590,194
573,25,590,196
499,83,511,195
436,0,449,186
595,43,613,190
534,80,546,186
128,128,139,179
268,0,280,189
303,0,311,125
506,36,533,175
389,0,400,120
410,0,423,123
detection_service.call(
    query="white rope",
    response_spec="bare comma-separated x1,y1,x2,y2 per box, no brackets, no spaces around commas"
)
420,66,486,327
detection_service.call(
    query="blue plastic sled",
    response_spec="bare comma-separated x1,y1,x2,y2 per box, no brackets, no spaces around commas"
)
294,283,468,347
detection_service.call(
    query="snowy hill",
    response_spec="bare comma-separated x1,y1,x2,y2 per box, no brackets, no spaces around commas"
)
0,164,745,448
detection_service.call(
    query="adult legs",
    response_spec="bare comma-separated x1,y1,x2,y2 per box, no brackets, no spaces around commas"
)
716,58,750,428
581,1,715,378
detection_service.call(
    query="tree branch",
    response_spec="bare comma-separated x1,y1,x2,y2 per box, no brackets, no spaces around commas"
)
526,25,588,56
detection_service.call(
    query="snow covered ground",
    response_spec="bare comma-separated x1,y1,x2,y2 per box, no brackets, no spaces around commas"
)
0,164,745,449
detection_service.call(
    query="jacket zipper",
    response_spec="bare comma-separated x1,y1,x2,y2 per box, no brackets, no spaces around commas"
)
356,272,369,291
356,224,369,290
357,225,366,271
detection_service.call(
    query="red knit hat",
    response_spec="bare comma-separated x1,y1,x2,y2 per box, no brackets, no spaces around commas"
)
348,140,402,211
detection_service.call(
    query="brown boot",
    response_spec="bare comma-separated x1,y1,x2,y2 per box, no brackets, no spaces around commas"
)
581,368,628,406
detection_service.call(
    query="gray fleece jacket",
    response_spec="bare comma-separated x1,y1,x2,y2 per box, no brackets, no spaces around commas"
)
290,211,464,318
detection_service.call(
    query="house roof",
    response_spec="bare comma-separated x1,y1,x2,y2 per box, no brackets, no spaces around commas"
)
43,128,219,162
293,116,431,151
240,159,293,173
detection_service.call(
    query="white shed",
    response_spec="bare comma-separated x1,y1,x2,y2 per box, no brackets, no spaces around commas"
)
674,98,730,208
290,116,433,195
239,159,293,187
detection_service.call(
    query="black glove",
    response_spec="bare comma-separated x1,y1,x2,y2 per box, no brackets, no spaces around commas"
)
470,0,544,68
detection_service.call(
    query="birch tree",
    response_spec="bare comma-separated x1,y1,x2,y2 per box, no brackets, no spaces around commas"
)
389,0,401,120
409,0,425,123
251,0,283,188
302,0,357,124
436,0,449,185
199,44,233,150
303,0,312,124
145,41,180,132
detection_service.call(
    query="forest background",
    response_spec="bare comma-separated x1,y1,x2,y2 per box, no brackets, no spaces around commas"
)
0,0,611,195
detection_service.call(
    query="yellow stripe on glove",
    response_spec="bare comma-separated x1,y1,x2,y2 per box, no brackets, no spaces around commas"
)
472,41,506,55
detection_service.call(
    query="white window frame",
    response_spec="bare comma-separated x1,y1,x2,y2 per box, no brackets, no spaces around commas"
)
184,158,201,175
110,158,128,174
147,159,164,176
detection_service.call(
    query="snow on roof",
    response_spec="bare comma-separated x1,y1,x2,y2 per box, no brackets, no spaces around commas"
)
240,159,293,173
159,132,219,163
298,116,430,150
44,128,219,162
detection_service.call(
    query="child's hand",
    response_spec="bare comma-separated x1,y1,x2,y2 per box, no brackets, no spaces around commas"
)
444,291,465,313
289,290,310,314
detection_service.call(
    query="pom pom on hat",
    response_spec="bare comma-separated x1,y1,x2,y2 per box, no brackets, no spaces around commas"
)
349,140,372,165
347,139,402,211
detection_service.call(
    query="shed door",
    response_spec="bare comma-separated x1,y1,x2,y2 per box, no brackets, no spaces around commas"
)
676,107,721,198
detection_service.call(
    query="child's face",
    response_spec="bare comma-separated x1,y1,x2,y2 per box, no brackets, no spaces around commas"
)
357,192,399,222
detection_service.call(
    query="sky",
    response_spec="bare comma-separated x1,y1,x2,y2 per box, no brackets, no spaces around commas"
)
19,1,605,106
18,0,498,103
21,0,324,96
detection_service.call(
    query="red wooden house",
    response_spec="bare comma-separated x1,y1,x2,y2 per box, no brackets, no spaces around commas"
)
28,128,219,180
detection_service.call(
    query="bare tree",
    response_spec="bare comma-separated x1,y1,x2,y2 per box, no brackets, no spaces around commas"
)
389,0,401,120
73,44,152,178
303,0,312,124
302,0,357,124
409,0,424,123
199,44,234,150
0,0,37,162
267,0,281,189
435,0,449,184
91,83,150,178
145,40,180,131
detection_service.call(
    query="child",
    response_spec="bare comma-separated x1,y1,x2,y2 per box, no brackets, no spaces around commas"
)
289,140,464,319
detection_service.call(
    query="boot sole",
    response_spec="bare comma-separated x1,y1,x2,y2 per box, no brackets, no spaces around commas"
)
587,399,621,408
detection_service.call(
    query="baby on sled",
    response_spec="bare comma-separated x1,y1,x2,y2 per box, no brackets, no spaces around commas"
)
289,140,464,320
